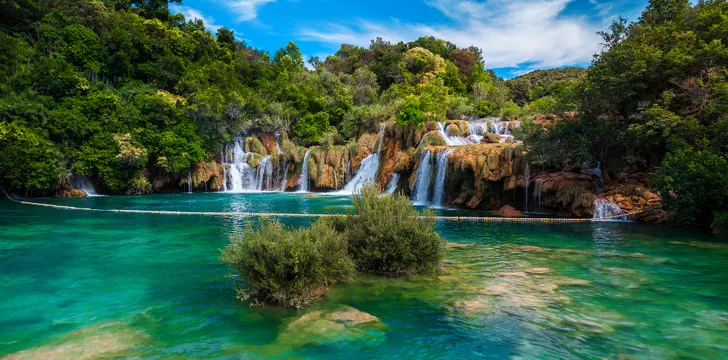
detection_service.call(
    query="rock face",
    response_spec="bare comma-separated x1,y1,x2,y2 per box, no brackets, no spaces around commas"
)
600,183,667,223
495,205,523,217
209,124,666,224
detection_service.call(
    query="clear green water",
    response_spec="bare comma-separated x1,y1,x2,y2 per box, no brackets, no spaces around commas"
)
1,193,728,359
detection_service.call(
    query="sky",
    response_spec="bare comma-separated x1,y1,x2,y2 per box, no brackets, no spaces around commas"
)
169,0,649,78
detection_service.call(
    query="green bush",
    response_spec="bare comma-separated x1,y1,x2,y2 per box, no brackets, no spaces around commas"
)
292,112,331,145
342,186,445,275
220,219,355,308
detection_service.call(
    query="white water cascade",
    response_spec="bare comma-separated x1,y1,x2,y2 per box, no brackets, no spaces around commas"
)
431,149,454,208
413,150,433,206
437,122,472,146
524,161,530,212
298,150,311,192
593,199,627,220
280,159,288,192
435,118,521,145
386,173,400,194
187,169,193,193
340,126,385,194
490,121,520,143
70,174,101,197
222,138,280,192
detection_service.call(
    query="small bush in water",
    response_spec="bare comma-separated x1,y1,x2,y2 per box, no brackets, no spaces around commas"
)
220,219,355,308
342,186,446,275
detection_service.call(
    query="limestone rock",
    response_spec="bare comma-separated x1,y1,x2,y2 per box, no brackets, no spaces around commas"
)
495,205,523,217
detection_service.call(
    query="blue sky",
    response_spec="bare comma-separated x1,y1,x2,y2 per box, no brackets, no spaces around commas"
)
170,0,648,78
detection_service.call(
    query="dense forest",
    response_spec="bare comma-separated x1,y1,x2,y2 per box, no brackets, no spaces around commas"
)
0,0,726,231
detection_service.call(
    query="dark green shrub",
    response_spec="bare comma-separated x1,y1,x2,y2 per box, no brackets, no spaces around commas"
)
220,219,355,308
292,112,330,145
343,186,445,275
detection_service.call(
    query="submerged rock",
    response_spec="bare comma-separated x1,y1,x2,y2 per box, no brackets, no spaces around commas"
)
496,271,530,279
3,321,151,360
276,306,386,347
525,267,551,275
517,245,549,253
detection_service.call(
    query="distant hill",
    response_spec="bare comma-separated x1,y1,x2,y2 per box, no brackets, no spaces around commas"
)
511,67,587,88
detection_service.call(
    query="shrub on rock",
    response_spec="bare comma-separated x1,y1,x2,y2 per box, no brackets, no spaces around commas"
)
220,219,355,308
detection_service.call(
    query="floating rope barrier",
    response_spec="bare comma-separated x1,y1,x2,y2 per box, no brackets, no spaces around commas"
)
3,191,651,223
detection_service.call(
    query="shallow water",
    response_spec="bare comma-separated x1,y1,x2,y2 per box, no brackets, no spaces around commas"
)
1,193,727,359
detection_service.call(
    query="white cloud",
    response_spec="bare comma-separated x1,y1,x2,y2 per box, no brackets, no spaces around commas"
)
299,0,605,71
170,5,224,33
227,0,276,22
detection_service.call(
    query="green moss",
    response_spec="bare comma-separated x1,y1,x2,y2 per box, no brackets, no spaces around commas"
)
246,153,263,168
244,137,268,156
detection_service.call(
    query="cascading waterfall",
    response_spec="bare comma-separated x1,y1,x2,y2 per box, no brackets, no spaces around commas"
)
593,198,627,220
340,126,385,194
280,159,288,192
413,150,434,206
187,168,193,193
431,148,455,208
534,179,544,212
70,174,101,197
222,138,280,192
299,150,311,192
437,122,471,146
256,156,272,191
524,161,530,212
386,173,400,194
274,133,282,155
490,120,520,143
465,119,494,144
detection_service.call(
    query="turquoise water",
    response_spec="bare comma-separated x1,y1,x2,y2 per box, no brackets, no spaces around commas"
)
1,193,727,359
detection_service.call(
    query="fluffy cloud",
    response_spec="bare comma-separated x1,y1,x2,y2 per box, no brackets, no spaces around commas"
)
299,0,607,71
227,0,276,22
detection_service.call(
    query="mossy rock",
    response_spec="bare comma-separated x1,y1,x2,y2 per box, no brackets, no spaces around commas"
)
244,137,268,156
446,120,471,135
446,124,462,137
482,133,502,144
247,153,263,168
418,131,447,150
280,133,296,154
424,121,439,131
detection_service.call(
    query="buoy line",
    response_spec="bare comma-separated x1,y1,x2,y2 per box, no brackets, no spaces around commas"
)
2,191,651,223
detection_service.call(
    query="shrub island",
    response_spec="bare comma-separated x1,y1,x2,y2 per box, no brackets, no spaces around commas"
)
221,186,446,308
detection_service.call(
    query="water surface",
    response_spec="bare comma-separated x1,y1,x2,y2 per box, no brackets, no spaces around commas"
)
1,193,727,359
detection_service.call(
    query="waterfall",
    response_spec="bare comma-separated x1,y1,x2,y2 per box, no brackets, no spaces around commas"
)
223,138,276,192
299,150,311,192
524,161,530,212
413,150,433,206
489,120,520,143
70,174,100,197
187,168,193,193
222,166,228,192
534,179,544,212
340,126,385,194
341,153,378,193
593,199,627,220
256,156,272,191
275,133,282,155
431,149,454,208
386,173,400,194
437,122,471,146
280,159,288,192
